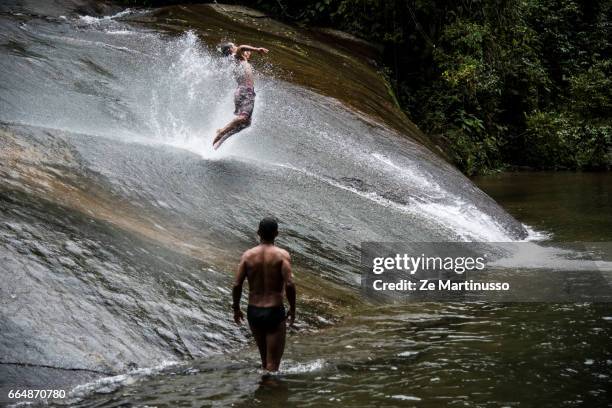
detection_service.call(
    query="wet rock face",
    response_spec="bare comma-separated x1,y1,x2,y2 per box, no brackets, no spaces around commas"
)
0,0,120,19
0,188,243,382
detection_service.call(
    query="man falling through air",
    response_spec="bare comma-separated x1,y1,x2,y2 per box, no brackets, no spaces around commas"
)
232,217,296,373
213,42,269,149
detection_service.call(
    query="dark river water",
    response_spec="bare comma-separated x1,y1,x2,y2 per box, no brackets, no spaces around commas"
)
475,172,612,242
0,1,610,407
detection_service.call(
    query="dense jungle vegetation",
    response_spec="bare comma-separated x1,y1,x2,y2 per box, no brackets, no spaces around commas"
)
120,0,611,174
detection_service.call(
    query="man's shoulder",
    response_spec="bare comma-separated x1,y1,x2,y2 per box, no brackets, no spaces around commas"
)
241,246,260,260
274,246,290,259
243,245,289,260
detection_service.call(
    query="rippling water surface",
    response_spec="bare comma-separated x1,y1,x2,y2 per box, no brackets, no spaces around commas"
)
61,302,612,407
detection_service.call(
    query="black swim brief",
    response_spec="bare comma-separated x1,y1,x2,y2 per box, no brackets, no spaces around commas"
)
247,305,286,329
234,86,256,120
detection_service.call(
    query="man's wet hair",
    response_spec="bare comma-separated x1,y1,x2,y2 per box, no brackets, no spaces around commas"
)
220,42,234,56
258,217,278,241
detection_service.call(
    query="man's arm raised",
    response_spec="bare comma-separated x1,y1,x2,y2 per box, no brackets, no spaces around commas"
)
232,254,248,325
282,252,296,326
236,45,269,56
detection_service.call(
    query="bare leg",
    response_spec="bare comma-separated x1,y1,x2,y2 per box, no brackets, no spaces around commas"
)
265,321,286,372
213,115,250,149
249,323,268,369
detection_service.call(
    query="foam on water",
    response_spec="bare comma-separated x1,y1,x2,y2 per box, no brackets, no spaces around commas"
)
280,359,327,374
521,225,552,242
390,394,422,401
77,9,135,26
67,360,181,402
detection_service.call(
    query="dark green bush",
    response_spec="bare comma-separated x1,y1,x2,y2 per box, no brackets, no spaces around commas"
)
525,111,611,169
569,60,612,119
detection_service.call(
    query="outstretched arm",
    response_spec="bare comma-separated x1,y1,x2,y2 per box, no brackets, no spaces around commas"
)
281,253,296,326
232,254,248,325
236,44,269,56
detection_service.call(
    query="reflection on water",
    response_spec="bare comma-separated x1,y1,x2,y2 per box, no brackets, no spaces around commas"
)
252,376,290,406
475,172,612,242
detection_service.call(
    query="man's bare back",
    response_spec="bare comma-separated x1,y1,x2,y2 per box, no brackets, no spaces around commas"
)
232,217,296,373
242,244,290,307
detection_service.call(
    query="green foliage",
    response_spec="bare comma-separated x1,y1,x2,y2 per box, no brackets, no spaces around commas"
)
569,60,612,119
524,111,574,168
525,111,611,169
575,124,612,169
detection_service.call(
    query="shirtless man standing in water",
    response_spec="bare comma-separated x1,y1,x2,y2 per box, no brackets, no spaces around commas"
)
232,217,296,373
213,42,269,149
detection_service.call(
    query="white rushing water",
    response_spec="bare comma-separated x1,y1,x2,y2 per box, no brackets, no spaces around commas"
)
0,7,529,244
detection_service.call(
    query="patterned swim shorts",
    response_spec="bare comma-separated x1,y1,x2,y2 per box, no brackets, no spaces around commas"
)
234,86,256,120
